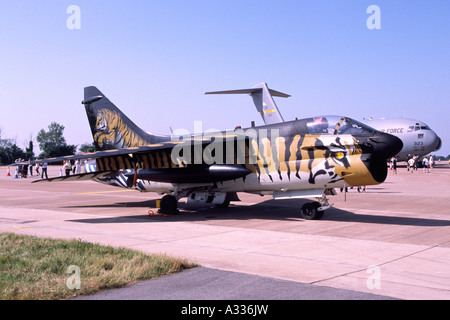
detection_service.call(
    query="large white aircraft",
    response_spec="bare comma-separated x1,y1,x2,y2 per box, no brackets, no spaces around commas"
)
359,118,442,160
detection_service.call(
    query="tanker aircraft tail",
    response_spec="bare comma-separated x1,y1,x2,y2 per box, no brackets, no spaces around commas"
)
205,83,289,125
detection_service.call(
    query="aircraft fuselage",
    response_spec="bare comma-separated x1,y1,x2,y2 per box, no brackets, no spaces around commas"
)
361,118,441,160
88,115,402,200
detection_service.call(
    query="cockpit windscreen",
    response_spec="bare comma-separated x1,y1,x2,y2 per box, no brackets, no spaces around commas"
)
306,116,378,135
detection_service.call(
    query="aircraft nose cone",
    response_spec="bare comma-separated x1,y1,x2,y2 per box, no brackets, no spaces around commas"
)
435,137,442,151
360,132,403,184
371,132,403,160
430,132,442,152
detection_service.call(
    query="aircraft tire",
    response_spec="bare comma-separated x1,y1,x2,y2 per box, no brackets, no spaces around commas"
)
160,195,179,214
215,199,230,208
301,202,324,220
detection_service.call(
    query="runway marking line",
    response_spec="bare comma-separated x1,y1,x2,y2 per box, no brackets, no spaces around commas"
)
5,226,37,230
77,190,137,195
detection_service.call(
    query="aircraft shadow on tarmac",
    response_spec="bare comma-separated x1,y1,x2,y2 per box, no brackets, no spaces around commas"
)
64,198,450,228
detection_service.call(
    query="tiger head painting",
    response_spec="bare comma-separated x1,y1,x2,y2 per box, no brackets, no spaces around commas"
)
306,135,378,187
93,108,149,149
307,135,355,185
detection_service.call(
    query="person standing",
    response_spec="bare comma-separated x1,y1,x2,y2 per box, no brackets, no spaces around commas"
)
75,159,81,174
429,155,434,172
41,162,48,179
413,155,419,171
392,156,398,174
22,162,28,178
422,157,429,173
64,161,72,176
406,154,412,172
29,159,33,176
408,157,415,173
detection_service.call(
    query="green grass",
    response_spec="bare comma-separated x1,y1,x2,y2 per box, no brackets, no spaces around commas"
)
0,233,197,300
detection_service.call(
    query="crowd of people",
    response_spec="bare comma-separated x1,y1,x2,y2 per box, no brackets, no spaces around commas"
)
63,159,82,176
12,159,84,178
389,154,436,174
13,159,48,179
401,154,435,174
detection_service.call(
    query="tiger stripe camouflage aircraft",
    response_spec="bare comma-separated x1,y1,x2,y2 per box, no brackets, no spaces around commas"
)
32,85,402,220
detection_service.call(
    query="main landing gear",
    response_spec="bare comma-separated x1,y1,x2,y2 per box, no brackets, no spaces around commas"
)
159,195,179,215
300,194,333,220
158,191,236,215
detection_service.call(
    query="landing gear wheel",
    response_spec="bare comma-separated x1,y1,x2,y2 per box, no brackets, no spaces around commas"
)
300,202,324,220
214,199,230,208
159,195,179,214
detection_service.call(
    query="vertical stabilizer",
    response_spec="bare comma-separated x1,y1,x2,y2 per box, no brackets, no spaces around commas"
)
82,86,167,150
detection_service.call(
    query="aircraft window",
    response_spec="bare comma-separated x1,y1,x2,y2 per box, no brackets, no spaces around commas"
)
418,134,424,139
420,126,429,130
306,117,335,134
415,126,420,131
407,126,414,132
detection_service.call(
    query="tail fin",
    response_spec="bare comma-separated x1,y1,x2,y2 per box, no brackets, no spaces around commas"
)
82,86,167,150
205,82,289,125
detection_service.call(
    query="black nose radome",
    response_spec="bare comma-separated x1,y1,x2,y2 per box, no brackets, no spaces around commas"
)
363,132,403,184
369,132,403,160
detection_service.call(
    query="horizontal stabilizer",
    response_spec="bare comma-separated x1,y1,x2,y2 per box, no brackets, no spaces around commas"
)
205,83,288,125
205,88,291,98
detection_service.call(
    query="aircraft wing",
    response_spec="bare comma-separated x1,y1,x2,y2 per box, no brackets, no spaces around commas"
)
32,171,119,183
31,135,253,184
29,144,170,164
10,144,170,166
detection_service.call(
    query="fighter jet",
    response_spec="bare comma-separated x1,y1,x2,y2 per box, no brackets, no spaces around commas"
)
32,85,402,220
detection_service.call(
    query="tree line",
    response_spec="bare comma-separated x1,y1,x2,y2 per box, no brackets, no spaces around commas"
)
0,122,95,165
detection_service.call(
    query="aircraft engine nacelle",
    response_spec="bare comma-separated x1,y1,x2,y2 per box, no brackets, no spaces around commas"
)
186,192,227,205
340,153,388,187
341,132,402,187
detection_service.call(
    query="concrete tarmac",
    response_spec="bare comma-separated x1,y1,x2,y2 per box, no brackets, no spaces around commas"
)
0,164,449,300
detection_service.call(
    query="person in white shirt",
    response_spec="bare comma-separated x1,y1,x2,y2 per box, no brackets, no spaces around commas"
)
41,162,48,179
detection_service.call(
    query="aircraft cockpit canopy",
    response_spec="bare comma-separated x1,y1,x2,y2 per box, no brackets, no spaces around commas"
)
305,116,378,135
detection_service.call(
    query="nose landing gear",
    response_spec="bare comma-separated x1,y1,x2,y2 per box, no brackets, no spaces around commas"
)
300,194,333,220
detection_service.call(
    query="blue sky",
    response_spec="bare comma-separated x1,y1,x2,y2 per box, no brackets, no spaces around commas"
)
1,1,449,156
